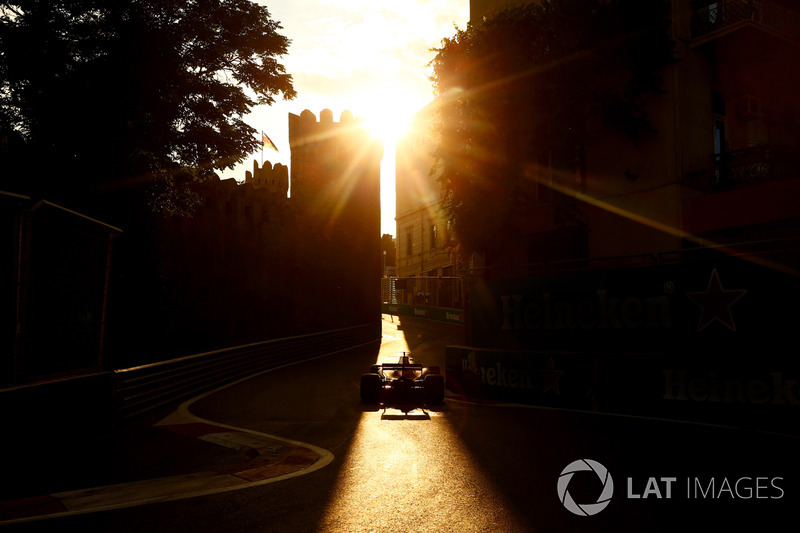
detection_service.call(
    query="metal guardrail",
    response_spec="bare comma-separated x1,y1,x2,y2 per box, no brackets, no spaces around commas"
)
113,323,379,421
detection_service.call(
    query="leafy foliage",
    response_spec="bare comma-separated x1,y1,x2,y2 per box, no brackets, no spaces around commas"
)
0,0,295,216
429,0,674,258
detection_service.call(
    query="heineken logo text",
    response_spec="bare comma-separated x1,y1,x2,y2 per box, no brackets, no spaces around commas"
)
663,370,799,405
502,290,672,331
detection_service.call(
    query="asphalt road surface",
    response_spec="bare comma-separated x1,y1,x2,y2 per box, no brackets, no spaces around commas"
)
4,315,796,532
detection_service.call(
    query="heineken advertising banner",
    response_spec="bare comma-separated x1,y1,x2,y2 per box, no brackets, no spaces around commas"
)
468,255,799,361
445,347,596,410
455,254,799,432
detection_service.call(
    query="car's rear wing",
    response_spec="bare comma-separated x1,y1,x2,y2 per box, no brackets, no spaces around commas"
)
380,363,425,370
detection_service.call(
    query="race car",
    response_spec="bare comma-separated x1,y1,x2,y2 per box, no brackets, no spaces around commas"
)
360,352,444,407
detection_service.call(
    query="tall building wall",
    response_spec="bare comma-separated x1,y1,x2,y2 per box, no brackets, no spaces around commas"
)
288,109,383,331
395,105,453,278
395,102,461,307
289,109,381,244
151,109,383,355
455,0,800,269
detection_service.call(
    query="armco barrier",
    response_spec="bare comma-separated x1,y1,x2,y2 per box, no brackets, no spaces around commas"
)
114,323,380,421
0,324,379,439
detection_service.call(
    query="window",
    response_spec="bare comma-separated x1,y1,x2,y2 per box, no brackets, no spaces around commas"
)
712,91,728,187
406,227,413,257
711,91,726,117
714,119,726,156
430,224,438,249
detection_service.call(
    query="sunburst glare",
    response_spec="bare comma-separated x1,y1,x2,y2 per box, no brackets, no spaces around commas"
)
358,86,419,146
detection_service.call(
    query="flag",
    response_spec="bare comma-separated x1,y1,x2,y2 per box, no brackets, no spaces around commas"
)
262,131,278,152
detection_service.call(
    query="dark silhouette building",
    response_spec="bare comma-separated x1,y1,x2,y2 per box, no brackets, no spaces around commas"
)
427,0,800,429
152,109,382,361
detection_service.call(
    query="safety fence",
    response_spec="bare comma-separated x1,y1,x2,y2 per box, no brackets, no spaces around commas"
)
382,276,464,310
113,323,380,422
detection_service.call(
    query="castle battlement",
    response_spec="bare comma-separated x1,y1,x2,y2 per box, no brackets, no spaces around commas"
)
287,109,381,212
288,109,361,149
245,159,289,197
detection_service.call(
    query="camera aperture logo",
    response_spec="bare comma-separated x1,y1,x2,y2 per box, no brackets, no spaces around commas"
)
557,459,614,516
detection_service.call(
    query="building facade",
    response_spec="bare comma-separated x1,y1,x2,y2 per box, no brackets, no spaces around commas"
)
575,0,800,262
395,106,463,311
432,0,800,276
417,0,800,427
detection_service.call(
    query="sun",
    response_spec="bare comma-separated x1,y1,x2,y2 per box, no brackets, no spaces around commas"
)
363,107,412,145
359,89,418,145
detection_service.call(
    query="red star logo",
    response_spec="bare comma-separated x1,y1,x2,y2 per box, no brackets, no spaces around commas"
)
686,269,746,332
541,357,564,394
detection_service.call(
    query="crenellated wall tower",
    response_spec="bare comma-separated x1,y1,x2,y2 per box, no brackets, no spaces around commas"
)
245,160,289,197
288,108,383,330
156,108,383,343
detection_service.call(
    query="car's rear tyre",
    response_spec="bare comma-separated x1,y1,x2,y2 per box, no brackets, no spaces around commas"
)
425,366,441,375
360,373,381,403
424,374,445,404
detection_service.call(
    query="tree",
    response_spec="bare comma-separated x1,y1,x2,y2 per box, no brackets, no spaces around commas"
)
380,233,396,270
0,1,297,366
0,0,295,218
429,0,674,259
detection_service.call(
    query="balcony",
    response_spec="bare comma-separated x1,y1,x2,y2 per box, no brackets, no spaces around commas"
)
712,144,798,190
691,0,800,46
688,145,800,235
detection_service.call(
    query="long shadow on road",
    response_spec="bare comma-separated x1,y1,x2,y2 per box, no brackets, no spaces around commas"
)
437,375,800,532
379,317,799,531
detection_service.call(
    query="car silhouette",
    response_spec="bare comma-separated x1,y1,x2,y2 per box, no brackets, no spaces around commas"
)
360,352,444,408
